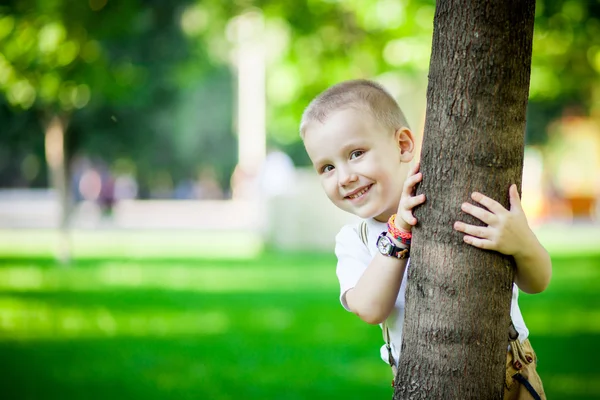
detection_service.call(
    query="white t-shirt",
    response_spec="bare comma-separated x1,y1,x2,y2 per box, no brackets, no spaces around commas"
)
334,218,529,365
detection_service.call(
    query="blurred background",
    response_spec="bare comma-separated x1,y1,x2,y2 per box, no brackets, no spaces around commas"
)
0,0,599,399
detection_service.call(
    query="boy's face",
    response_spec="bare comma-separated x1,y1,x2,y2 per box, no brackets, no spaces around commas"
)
304,108,414,221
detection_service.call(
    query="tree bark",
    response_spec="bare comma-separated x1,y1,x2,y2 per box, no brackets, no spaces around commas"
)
394,0,535,398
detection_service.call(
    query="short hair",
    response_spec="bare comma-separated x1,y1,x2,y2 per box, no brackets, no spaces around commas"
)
299,79,410,138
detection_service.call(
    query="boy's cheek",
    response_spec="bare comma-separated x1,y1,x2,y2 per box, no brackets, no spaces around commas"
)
319,181,335,200
324,186,340,204
325,186,348,211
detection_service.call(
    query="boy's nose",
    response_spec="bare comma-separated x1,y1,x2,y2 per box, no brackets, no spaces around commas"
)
337,169,358,187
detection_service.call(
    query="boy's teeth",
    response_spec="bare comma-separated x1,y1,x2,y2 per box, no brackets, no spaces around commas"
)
350,186,368,199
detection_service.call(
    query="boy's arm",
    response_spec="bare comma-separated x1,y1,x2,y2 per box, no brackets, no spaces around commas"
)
345,252,408,325
345,163,426,325
453,184,552,294
511,230,552,294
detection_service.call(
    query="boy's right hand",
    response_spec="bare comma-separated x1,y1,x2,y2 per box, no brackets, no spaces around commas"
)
396,162,426,232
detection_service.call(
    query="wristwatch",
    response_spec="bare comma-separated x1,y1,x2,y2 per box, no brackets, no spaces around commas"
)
376,232,410,259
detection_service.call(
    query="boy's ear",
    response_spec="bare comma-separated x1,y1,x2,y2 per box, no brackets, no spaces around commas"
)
395,127,415,162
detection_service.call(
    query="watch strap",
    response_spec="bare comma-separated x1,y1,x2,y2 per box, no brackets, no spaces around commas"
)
377,232,410,259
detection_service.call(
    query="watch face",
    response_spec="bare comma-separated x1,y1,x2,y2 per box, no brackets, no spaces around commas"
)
377,235,392,255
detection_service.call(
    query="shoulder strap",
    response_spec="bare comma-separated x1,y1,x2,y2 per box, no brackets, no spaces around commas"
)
359,220,368,246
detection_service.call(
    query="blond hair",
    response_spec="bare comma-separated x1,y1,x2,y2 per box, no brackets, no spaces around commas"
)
299,79,410,138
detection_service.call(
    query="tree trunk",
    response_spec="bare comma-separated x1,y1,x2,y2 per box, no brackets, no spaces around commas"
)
44,114,72,265
394,0,535,398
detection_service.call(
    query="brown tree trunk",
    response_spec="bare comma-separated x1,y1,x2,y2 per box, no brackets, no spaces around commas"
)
394,0,535,398
44,114,72,265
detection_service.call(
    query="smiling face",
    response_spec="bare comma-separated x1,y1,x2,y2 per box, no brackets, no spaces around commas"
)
303,107,414,221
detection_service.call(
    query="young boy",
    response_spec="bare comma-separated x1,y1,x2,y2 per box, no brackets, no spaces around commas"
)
300,79,551,398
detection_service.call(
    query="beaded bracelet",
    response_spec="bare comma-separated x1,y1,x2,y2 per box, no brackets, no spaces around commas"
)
387,214,412,246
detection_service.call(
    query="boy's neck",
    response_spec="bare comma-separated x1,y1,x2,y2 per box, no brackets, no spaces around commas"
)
373,211,393,223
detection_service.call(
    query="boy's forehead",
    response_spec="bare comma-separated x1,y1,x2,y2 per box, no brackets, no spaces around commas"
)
303,109,354,144
312,110,383,143
303,108,382,161
312,107,375,132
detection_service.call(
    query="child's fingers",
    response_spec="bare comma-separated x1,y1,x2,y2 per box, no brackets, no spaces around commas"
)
509,184,523,211
405,194,426,209
405,162,421,182
462,235,494,250
398,194,424,228
411,161,420,174
461,202,496,224
396,207,415,227
400,211,418,226
403,172,422,193
453,221,490,239
471,192,505,214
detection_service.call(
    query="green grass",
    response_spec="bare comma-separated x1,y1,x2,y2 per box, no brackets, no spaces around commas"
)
0,229,264,259
0,251,599,399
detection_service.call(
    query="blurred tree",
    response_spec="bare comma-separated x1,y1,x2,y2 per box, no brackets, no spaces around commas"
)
0,0,231,186
526,0,600,144
395,0,536,398
0,0,233,261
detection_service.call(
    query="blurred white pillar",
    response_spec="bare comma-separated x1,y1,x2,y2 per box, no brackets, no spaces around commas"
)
231,11,266,197
44,115,72,264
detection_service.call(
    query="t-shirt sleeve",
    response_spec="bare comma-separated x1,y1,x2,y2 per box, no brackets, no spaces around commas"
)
334,224,373,312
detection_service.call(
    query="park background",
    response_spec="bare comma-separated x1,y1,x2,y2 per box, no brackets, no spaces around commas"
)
1,0,599,399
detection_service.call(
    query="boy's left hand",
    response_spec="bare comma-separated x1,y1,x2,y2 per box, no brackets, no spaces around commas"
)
453,184,534,257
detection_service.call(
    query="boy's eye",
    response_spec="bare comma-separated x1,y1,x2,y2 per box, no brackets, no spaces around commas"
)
350,150,364,160
321,165,334,173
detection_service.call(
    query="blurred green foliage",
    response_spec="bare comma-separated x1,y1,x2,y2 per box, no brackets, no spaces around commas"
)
0,251,599,399
0,0,599,190
0,0,236,191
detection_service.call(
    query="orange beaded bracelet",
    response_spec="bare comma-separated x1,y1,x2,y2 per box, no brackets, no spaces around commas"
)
387,214,412,246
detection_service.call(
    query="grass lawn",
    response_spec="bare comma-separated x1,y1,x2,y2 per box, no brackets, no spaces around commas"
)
0,248,599,399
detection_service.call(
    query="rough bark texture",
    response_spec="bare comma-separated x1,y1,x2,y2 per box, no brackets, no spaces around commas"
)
394,0,535,399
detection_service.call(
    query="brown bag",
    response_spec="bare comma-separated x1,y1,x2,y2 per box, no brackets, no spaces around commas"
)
504,338,546,400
